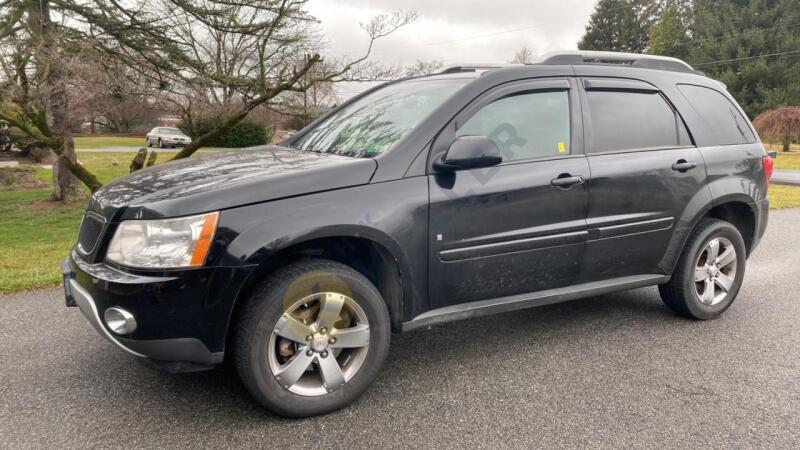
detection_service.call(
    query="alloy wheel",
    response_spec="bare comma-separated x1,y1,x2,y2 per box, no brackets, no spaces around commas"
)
694,236,737,306
268,292,370,396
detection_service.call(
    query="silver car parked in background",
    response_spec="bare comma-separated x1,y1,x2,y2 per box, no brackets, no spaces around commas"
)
146,127,191,148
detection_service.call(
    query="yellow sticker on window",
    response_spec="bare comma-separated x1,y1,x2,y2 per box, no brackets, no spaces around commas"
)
557,141,566,153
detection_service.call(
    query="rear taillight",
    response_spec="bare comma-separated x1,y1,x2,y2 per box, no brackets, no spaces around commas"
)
763,154,774,184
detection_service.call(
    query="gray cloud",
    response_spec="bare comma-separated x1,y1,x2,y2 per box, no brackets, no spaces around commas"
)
309,0,598,65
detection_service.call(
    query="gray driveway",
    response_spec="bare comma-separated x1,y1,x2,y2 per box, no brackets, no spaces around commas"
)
1,210,799,448
773,169,800,186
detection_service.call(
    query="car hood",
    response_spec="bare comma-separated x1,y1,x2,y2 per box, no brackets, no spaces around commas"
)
90,146,378,220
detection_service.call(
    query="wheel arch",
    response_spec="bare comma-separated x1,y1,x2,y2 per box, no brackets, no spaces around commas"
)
226,226,414,349
661,194,757,274
703,197,757,254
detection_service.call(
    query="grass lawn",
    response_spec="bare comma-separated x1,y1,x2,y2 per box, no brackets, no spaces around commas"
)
764,143,800,170
74,135,145,149
0,150,209,294
769,185,800,209
2,149,800,294
79,151,146,184
74,135,243,153
0,189,85,293
771,152,800,170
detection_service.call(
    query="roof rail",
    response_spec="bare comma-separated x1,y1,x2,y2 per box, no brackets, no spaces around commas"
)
438,64,515,74
535,51,701,74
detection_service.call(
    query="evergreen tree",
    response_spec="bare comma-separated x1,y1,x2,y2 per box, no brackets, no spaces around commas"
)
648,2,690,59
578,0,650,52
688,0,800,118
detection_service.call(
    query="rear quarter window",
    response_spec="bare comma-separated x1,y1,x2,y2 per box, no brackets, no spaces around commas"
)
586,90,688,153
676,84,755,146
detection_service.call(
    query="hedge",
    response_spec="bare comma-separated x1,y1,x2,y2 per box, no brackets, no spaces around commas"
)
178,117,269,148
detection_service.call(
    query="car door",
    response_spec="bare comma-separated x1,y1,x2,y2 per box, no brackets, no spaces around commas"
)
577,78,707,281
427,78,590,309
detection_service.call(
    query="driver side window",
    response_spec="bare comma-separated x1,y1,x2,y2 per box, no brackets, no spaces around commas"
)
456,90,571,162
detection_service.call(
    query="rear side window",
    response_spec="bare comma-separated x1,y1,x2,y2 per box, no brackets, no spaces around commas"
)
677,84,755,145
457,90,571,162
587,90,688,153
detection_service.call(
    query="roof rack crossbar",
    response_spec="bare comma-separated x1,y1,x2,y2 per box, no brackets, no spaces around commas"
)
535,51,700,74
438,64,514,74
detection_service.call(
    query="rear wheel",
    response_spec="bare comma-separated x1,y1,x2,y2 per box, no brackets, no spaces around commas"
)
235,259,390,417
659,218,746,319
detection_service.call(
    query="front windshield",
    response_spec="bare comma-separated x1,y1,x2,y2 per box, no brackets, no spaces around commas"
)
161,128,183,135
291,78,469,158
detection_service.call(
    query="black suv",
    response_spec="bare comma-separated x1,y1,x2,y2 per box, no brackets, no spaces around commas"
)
62,51,772,417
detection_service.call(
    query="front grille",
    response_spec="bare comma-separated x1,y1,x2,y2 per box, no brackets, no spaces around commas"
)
77,213,106,255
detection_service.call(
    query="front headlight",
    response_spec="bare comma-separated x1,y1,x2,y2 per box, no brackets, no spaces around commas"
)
105,212,219,269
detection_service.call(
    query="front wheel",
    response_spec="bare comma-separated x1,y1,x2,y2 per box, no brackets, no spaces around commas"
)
235,259,391,417
659,218,746,320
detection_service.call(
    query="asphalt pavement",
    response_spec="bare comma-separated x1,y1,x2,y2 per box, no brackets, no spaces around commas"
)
773,169,800,186
1,210,799,449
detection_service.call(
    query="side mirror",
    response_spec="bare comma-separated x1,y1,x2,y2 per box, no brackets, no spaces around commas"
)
433,136,502,172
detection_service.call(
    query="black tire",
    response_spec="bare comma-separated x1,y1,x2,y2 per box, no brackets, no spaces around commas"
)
235,259,391,417
157,138,163,148
659,218,747,320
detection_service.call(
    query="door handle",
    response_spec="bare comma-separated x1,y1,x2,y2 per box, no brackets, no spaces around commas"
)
550,174,585,188
671,160,697,172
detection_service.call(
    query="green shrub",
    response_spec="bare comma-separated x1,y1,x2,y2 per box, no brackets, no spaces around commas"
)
178,117,268,148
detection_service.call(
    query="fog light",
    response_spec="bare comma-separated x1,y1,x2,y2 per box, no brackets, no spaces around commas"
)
104,307,137,335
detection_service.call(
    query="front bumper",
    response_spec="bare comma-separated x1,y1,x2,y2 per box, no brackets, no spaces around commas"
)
65,275,145,357
62,254,255,367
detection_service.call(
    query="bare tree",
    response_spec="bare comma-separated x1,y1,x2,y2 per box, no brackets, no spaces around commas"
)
70,62,163,134
0,1,416,194
66,1,416,160
404,60,444,77
0,1,100,198
158,6,417,160
510,46,536,64
273,59,339,128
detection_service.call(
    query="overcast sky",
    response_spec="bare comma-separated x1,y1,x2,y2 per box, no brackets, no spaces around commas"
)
308,0,598,98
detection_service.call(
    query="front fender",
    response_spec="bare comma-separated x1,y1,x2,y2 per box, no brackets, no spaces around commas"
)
216,177,430,321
